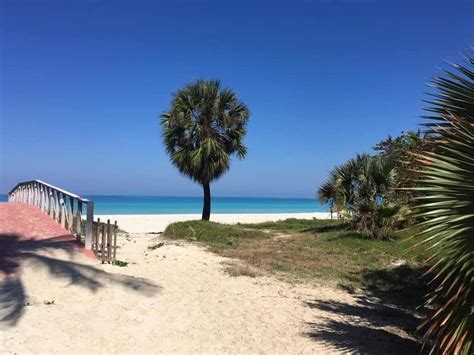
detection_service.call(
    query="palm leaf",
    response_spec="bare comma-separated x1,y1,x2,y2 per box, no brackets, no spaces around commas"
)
413,56,473,355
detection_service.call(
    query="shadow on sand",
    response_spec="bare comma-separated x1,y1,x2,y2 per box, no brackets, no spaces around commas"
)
0,233,160,327
305,265,429,354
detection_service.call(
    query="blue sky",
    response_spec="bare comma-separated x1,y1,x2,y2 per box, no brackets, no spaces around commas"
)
1,0,472,197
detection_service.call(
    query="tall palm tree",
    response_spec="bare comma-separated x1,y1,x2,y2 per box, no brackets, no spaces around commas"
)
413,56,473,354
161,80,250,220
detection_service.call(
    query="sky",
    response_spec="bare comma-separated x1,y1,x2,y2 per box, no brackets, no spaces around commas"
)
1,0,473,198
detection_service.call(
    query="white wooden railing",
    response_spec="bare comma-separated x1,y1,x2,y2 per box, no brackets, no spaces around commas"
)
8,179,94,249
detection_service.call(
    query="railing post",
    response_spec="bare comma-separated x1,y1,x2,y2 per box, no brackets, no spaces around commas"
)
60,193,66,228
33,182,38,206
85,200,94,249
38,183,41,207
35,182,39,207
43,185,48,211
113,221,117,262
101,223,106,261
36,182,40,207
107,219,112,262
95,218,101,252
40,185,45,211
76,200,83,240
45,185,49,211
68,195,74,233
49,188,54,218
54,190,60,223
32,182,36,205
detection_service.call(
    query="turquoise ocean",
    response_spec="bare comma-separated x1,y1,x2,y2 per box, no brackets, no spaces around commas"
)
1,194,327,215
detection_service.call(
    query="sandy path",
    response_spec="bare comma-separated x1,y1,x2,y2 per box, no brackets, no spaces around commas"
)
96,212,333,233
0,231,345,354
1,230,417,354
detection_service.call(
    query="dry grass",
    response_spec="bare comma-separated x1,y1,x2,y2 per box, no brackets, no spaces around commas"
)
221,261,263,278
163,219,423,289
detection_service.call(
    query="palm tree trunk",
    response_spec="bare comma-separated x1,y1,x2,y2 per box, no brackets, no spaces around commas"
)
202,181,211,220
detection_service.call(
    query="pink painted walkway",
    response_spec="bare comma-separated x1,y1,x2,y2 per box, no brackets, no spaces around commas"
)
0,202,94,277
0,202,77,239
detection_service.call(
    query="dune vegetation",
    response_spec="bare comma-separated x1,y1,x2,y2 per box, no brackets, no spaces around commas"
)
163,219,423,290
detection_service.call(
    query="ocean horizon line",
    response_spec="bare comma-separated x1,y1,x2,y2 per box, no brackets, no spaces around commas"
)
94,211,325,216
0,194,327,214
85,194,316,200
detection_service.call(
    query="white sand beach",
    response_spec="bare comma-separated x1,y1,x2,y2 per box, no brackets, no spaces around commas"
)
96,212,333,233
1,229,355,354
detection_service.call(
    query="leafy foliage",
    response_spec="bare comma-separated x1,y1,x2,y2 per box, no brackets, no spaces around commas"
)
374,130,423,158
318,154,399,239
161,80,249,219
413,56,474,354
374,130,429,205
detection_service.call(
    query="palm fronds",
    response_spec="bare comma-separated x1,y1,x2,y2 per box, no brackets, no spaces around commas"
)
414,56,474,355
317,154,399,238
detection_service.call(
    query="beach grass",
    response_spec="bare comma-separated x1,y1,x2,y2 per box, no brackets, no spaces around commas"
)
237,218,339,233
163,218,424,293
163,220,268,248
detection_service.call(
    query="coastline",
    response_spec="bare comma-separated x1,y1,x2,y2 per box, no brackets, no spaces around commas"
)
95,212,333,233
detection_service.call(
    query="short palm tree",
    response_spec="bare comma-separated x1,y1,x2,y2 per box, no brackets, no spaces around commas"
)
318,154,398,238
161,80,249,220
413,56,473,354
